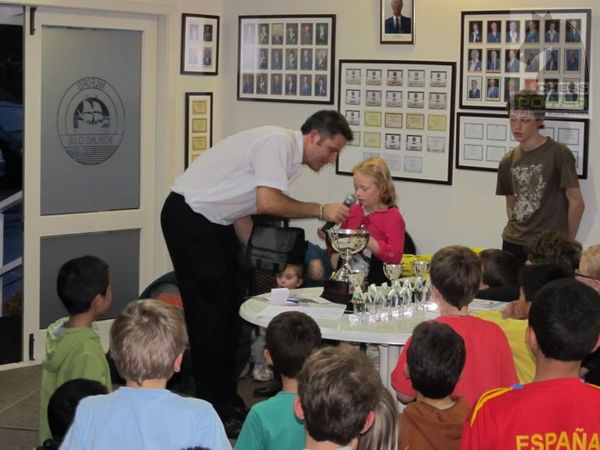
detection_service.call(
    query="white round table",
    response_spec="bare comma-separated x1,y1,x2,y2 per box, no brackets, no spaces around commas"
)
240,287,506,395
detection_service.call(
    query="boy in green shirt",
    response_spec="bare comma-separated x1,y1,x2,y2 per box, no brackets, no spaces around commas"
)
38,256,113,444
235,311,321,450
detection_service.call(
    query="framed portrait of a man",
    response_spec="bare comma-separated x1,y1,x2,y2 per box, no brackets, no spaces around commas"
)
380,0,415,44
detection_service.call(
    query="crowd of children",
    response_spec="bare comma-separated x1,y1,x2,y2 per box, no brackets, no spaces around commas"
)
35,93,599,450
39,234,600,450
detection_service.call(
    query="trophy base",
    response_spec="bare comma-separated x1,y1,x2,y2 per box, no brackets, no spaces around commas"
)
321,279,352,305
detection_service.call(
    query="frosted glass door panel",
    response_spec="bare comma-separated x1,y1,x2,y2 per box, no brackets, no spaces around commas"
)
40,27,141,215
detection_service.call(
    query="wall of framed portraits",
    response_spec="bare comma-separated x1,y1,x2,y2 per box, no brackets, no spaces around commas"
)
214,0,600,254
215,0,599,254
11,0,599,275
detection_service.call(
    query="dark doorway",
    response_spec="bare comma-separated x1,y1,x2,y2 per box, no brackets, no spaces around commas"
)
0,17,24,365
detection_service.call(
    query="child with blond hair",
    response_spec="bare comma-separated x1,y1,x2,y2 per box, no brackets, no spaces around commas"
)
339,156,406,285
60,300,230,450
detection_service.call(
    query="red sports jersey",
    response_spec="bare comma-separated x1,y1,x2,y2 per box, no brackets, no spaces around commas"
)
391,315,518,406
461,378,600,450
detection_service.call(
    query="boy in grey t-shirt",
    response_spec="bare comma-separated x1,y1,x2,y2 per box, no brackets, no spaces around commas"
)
496,90,584,264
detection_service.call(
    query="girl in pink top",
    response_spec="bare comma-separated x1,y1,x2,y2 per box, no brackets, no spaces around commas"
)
340,156,406,285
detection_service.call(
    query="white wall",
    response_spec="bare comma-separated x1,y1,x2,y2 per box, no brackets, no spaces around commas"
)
219,0,599,253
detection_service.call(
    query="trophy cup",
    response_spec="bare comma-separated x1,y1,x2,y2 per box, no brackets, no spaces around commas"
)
321,228,370,304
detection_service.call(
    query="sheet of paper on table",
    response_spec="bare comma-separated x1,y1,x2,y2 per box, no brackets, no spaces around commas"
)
257,304,346,322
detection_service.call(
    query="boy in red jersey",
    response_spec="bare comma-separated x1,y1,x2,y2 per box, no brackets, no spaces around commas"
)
461,278,600,450
391,246,518,406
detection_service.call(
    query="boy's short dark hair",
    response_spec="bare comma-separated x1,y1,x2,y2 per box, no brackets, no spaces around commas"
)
407,321,466,399
297,344,381,446
56,256,109,315
47,378,108,442
430,246,481,309
519,263,571,302
110,299,188,385
529,278,600,361
265,311,321,378
526,230,582,276
506,90,546,124
300,110,353,141
480,249,519,287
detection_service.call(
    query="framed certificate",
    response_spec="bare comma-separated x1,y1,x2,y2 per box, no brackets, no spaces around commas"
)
185,92,213,167
456,112,588,178
337,59,455,185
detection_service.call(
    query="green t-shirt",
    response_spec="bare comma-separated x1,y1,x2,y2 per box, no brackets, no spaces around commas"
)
235,391,305,450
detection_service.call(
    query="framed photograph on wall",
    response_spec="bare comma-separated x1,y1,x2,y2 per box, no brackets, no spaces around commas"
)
185,92,213,167
380,0,415,44
181,14,220,75
337,59,456,185
459,9,590,113
456,112,588,178
237,14,335,104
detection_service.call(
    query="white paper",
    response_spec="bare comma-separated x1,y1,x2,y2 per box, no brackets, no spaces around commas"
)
270,288,289,305
257,304,346,322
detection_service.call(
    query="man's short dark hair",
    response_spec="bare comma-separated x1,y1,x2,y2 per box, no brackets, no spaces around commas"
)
300,110,353,141
529,278,600,361
480,249,518,287
526,230,582,277
56,256,110,315
407,321,466,399
506,90,546,122
297,344,381,446
47,378,108,442
519,263,571,302
265,311,321,378
430,246,481,309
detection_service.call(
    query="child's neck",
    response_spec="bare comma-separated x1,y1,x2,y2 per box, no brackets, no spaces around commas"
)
65,312,95,328
438,302,469,317
281,376,298,393
364,202,386,214
416,392,456,410
305,435,356,450
533,357,582,383
520,133,547,151
126,378,168,390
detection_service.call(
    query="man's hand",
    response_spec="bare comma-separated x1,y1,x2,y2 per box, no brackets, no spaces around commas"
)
322,203,350,223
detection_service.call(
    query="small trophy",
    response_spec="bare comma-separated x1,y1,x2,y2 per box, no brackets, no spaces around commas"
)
322,228,370,304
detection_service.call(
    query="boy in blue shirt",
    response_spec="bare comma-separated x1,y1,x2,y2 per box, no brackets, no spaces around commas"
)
60,300,230,450
236,311,322,450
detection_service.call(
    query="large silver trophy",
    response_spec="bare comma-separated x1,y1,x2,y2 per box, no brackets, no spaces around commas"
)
322,228,370,304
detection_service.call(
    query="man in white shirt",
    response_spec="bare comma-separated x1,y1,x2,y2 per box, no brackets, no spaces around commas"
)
160,110,352,439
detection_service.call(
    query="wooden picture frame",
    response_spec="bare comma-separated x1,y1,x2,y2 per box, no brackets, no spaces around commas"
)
185,92,213,167
337,59,456,185
380,0,415,44
237,14,335,104
181,14,219,75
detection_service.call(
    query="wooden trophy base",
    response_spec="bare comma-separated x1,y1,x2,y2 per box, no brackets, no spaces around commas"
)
322,279,352,305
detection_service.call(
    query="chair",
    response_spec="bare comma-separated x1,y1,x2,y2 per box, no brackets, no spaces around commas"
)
404,231,417,255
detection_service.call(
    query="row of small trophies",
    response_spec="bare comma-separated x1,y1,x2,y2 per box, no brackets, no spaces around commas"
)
348,260,436,324
325,227,436,323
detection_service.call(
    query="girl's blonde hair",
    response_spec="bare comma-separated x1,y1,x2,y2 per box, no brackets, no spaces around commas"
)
357,387,399,450
352,156,397,207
